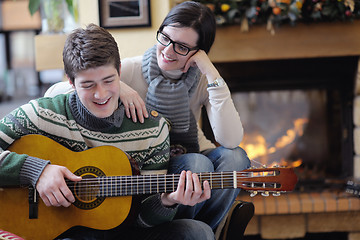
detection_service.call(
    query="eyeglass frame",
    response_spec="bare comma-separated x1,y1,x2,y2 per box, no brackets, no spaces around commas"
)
156,31,199,56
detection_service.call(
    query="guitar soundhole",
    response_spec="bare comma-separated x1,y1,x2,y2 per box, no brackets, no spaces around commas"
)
71,166,106,210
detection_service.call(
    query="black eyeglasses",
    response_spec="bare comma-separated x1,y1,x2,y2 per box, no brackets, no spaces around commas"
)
156,31,198,56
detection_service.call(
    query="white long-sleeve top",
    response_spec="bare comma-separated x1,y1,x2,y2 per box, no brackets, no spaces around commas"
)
45,55,244,152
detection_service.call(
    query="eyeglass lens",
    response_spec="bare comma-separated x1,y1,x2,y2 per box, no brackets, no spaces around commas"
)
157,32,190,56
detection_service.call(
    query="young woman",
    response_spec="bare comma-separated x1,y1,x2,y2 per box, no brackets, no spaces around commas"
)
45,1,251,232
121,1,251,230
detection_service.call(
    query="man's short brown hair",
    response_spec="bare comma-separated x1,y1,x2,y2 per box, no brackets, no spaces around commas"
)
63,24,121,83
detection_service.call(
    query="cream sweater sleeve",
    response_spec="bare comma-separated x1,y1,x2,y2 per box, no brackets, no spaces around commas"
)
195,76,244,149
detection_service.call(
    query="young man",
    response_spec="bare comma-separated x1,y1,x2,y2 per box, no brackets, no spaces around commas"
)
0,24,213,240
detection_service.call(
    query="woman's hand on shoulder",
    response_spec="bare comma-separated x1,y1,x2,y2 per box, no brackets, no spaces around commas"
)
182,50,220,82
119,81,148,123
160,170,211,207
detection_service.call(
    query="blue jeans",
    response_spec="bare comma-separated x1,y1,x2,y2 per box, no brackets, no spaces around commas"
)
168,146,251,231
56,219,214,240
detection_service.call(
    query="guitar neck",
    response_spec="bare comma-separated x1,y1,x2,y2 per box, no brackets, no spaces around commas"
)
68,169,290,198
69,172,240,198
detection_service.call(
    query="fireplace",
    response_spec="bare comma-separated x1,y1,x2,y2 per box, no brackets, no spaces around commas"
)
203,22,360,239
202,56,357,190
200,56,360,239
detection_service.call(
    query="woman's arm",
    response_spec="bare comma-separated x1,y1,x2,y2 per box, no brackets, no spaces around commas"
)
205,83,244,148
185,51,244,148
119,56,150,123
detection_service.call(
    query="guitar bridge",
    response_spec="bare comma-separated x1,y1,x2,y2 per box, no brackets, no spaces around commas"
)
28,186,38,219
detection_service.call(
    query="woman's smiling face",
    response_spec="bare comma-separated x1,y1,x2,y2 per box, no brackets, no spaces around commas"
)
156,25,199,72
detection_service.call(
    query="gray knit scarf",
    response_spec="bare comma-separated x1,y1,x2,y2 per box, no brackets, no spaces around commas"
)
142,45,200,153
69,92,125,131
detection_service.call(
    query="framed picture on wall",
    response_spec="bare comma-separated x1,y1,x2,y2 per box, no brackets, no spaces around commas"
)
99,0,151,28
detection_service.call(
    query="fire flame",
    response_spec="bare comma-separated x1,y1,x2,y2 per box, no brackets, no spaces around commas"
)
240,118,308,167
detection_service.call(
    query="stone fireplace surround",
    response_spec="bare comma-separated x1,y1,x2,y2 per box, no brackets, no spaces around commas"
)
208,21,360,239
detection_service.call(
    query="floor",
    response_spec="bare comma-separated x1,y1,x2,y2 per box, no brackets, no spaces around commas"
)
0,78,49,119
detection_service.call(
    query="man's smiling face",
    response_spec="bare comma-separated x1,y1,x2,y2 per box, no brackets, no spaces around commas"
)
72,64,120,118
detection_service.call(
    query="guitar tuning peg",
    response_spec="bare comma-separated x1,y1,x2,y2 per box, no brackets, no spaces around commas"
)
261,191,269,197
272,192,281,197
250,191,258,197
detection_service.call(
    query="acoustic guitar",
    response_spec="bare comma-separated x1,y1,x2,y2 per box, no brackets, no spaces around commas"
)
0,135,298,239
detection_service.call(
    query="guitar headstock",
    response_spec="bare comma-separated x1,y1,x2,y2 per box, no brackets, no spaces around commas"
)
346,179,360,198
239,167,298,197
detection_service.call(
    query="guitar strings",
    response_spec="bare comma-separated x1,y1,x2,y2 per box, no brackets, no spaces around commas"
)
64,171,278,196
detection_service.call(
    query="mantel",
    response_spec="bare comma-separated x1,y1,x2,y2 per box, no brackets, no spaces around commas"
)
209,20,360,63
34,21,360,70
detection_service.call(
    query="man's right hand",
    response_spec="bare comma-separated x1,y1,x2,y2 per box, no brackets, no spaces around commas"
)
36,164,82,207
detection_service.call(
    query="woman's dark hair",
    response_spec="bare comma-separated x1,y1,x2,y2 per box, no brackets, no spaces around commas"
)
63,23,121,83
158,1,216,54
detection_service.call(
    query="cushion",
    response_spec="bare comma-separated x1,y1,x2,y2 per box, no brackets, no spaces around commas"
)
0,230,24,240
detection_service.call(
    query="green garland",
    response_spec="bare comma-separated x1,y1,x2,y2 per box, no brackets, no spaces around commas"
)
194,0,360,33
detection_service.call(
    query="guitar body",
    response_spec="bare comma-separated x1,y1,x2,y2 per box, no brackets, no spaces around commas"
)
0,135,133,240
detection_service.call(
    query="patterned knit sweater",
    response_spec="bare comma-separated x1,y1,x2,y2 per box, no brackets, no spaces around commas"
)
0,93,176,228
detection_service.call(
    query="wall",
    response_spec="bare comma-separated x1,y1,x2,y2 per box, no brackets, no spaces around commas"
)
78,0,171,59
353,61,360,179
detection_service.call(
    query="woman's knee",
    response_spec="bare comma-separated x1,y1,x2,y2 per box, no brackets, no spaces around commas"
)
168,153,214,173
207,146,251,171
227,147,251,170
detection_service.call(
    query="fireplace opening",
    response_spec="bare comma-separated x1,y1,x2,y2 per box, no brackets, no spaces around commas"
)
233,89,341,191
202,56,358,191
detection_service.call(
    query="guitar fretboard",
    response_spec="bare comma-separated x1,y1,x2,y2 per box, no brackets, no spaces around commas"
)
68,170,284,199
